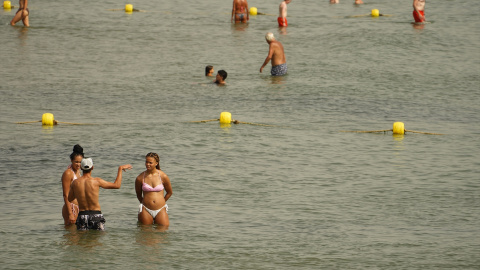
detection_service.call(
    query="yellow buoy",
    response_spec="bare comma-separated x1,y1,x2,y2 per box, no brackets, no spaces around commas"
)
3,1,11,9
125,4,133,13
392,122,405,135
42,113,55,126
219,112,232,124
371,9,380,17
250,7,257,16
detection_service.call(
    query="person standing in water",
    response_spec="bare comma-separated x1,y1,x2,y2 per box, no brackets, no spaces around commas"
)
278,0,291,27
413,0,426,23
260,33,287,76
10,0,29,27
231,0,249,23
68,158,132,230
135,153,173,227
61,145,84,226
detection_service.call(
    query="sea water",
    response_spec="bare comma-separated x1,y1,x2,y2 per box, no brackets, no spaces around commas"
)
0,0,479,269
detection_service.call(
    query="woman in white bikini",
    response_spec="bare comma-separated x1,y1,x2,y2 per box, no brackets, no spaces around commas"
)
135,152,173,226
61,144,83,226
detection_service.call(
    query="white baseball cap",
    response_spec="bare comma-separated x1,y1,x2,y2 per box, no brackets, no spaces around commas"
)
81,158,93,170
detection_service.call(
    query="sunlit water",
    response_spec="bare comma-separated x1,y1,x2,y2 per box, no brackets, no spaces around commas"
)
1,0,479,269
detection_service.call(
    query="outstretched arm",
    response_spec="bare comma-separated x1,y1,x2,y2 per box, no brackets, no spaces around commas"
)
98,164,132,189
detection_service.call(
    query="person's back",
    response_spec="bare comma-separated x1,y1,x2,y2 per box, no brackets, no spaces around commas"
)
270,41,286,66
69,158,132,230
72,175,102,211
260,32,287,76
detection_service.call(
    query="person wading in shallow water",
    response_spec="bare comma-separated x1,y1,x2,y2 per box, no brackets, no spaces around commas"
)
69,158,132,230
260,32,288,76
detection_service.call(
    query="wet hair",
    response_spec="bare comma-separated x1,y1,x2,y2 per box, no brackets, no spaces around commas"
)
218,70,227,80
205,65,213,76
70,144,84,161
146,152,161,170
265,32,275,42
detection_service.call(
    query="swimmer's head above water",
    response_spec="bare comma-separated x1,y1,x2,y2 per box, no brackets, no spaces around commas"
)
205,65,214,76
265,32,275,42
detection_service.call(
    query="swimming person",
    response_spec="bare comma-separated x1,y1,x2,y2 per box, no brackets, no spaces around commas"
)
214,70,227,85
260,33,288,76
354,0,363,4
10,0,29,27
61,144,84,226
231,0,249,23
135,153,173,227
413,0,426,23
205,65,214,77
278,0,291,27
68,158,132,230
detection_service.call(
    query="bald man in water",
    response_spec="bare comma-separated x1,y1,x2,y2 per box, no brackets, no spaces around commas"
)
232,0,249,23
260,33,287,76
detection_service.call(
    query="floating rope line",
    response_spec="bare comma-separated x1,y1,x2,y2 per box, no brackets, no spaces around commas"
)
340,122,444,135
15,113,97,126
189,112,278,127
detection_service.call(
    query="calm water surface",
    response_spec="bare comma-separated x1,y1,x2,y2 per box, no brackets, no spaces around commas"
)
1,0,479,269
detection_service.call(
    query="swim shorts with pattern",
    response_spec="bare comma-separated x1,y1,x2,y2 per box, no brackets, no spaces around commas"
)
271,63,288,76
76,210,106,231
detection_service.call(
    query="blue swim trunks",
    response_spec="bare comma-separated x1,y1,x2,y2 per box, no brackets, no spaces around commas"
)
271,63,287,76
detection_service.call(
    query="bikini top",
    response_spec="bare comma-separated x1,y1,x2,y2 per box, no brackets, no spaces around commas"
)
142,171,164,192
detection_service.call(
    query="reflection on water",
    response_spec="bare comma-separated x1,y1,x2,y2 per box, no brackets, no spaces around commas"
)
41,125,55,134
219,123,232,130
16,27,29,46
392,134,405,144
62,226,104,248
135,225,169,246
412,23,425,30
231,22,249,32
269,75,286,85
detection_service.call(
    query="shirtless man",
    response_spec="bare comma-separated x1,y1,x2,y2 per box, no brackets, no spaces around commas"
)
68,158,132,230
354,0,364,4
260,33,287,76
214,70,227,85
329,0,339,4
413,0,426,23
10,0,29,27
231,0,249,23
278,0,291,27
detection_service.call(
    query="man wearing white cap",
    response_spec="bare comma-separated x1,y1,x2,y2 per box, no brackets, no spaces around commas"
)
68,158,132,230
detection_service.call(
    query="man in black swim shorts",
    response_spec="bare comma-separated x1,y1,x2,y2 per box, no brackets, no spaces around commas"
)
69,158,132,231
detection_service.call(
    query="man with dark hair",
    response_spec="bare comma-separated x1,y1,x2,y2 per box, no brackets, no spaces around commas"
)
214,70,228,85
68,158,132,230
